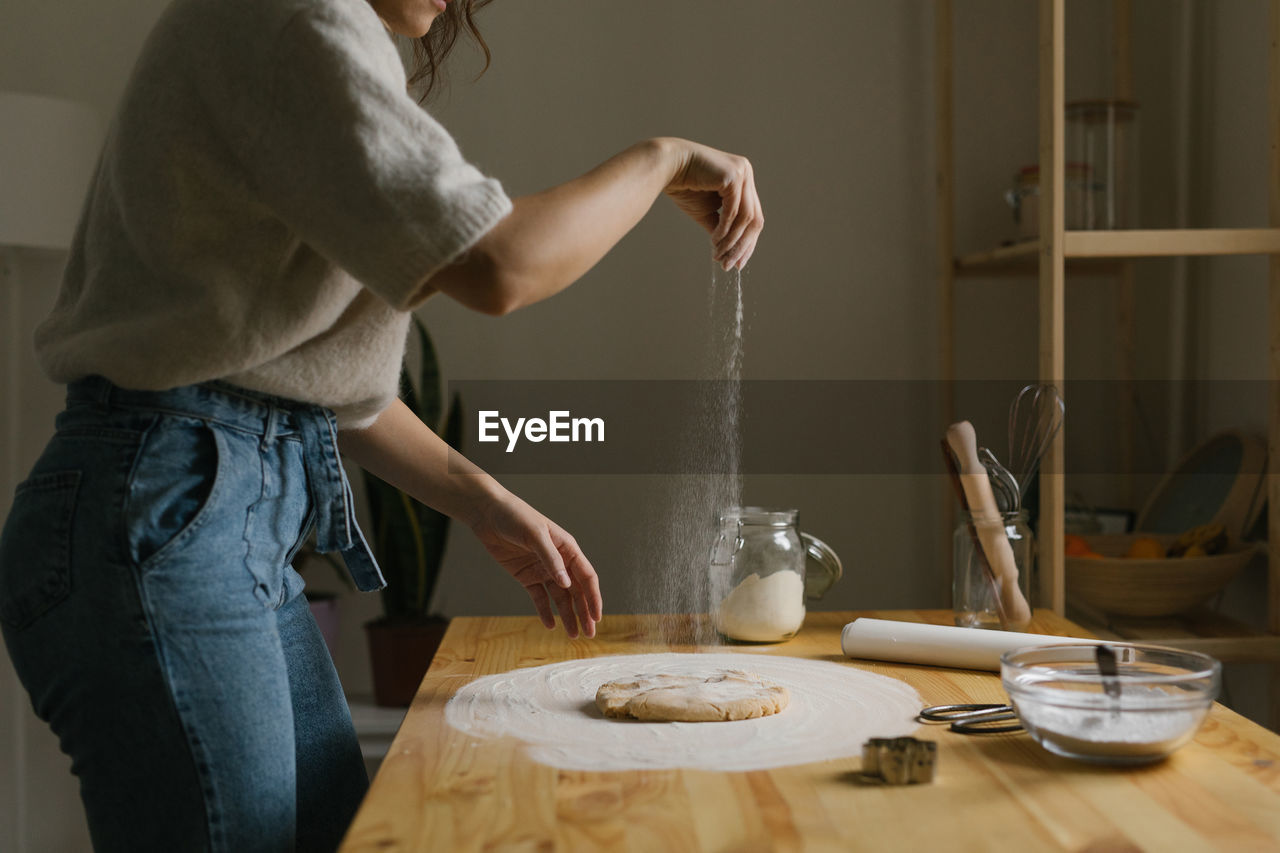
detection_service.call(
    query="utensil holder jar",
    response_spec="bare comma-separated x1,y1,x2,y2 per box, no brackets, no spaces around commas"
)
953,510,1035,630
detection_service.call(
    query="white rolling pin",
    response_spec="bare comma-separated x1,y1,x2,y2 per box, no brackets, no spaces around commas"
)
840,618,1096,672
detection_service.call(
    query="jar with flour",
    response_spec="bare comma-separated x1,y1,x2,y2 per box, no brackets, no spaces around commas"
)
710,507,842,643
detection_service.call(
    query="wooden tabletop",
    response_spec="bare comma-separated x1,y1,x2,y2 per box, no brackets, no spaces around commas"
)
340,610,1280,851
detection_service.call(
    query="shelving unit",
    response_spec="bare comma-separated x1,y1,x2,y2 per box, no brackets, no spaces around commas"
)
935,0,1280,702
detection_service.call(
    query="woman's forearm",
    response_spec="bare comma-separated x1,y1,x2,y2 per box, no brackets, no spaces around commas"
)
337,397,502,529
423,135,763,315
424,137,679,315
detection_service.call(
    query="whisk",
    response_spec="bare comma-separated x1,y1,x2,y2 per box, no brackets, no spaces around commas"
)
1007,383,1065,500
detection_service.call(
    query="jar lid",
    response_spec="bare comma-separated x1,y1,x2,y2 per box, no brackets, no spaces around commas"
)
718,506,797,527
1066,98,1139,119
1016,162,1092,181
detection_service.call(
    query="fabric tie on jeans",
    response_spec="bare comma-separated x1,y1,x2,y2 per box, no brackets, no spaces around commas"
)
296,408,386,592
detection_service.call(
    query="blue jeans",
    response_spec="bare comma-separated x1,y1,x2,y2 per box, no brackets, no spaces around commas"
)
0,377,385,852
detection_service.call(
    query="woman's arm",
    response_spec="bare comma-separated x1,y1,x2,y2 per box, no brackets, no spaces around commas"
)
423,137,763,315
338,398,602,638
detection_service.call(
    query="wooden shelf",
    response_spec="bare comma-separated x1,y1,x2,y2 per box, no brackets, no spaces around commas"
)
955,240,1121,276
1065,228,1280,258
1067,605,1280,664
937,0,1280,731
956,228,1280,276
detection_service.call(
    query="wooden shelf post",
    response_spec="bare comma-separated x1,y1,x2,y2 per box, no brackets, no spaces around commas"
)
1038,0,1067,614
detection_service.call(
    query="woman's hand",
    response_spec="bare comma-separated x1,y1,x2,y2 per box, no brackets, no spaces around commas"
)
469,490,603,639
661,139,764,271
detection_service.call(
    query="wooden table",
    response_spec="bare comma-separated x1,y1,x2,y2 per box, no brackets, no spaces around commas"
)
340,611,1280,851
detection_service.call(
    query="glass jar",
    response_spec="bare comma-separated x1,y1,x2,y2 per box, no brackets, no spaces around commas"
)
1066,99,1139,229
953,510,1035,630
1004,162,1093,240
709,507,841,643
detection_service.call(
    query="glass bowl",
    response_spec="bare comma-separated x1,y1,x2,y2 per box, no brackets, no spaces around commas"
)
1001,644,1220,765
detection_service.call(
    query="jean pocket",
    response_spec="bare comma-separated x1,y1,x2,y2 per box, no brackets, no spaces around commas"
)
0,471,81,629
125,416,222,571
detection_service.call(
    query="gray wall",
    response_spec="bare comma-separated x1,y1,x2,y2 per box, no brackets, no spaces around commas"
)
419,0,945,623
0,1,1274,850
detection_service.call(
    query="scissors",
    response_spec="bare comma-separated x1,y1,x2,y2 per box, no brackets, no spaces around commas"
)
918,703,1023,734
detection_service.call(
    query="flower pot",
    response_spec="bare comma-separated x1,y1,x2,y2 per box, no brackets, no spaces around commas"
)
364,616,451,707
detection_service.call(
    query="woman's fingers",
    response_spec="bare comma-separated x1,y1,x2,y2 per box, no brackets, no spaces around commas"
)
546,580,583,638
533,527,571,588
713,179,743,246
706,158,761,270
724,179,764,268
563,544,603,622
525,582,556,630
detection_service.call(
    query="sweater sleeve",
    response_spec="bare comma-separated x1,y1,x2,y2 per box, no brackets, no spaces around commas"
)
234,2,512,310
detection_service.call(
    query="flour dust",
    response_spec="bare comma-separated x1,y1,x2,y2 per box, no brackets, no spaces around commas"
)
639,266,745,647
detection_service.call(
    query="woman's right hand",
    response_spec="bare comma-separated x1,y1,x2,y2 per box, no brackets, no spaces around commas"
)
659,138,765,271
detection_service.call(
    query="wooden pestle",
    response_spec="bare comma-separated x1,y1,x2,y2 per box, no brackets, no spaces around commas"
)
945,421,1032,630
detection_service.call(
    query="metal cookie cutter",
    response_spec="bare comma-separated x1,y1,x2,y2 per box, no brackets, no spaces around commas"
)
860,736,937,785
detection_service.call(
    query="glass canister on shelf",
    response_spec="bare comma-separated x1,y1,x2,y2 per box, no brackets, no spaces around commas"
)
1005,163,1093,240
709,507,842,643
953,510,1035,630
1066,99,1139,229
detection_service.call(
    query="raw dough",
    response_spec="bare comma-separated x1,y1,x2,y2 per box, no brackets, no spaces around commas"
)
595,669,789,722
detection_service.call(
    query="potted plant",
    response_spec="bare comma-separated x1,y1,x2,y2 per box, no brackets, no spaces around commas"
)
361,314,462,707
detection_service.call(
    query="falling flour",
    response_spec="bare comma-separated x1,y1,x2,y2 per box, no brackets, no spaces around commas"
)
643,267,745,646
443,653,921,772
713,571,806,642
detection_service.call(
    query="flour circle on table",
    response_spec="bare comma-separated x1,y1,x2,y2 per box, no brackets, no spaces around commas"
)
443,653,921,772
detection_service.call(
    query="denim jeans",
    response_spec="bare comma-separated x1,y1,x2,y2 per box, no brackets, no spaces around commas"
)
0,377,386,852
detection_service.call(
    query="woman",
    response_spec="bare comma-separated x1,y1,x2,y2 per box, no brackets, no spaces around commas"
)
0,0,763,849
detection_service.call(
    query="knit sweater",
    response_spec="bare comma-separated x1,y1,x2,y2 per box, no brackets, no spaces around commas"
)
36,0,512,428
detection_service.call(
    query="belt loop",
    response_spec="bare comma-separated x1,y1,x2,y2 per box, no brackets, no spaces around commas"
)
97,376,113,408
262,405,279,449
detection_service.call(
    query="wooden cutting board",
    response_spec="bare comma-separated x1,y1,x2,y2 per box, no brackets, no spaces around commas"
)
339,610,1280,851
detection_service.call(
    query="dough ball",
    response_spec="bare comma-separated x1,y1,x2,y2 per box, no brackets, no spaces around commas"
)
595,669,789,722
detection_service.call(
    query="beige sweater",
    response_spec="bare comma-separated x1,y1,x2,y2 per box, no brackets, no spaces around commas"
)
36,0,512,428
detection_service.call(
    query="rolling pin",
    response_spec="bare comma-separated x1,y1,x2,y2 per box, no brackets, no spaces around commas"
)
946,421,1032,631
841,618,1094,671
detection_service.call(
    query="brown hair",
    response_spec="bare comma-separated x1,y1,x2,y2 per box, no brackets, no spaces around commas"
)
408,0,494,102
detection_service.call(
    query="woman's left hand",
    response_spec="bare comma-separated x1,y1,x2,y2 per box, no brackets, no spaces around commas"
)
470,491,603,639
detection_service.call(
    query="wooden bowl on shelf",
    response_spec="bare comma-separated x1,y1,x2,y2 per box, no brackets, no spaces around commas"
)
1065,533,1260,619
